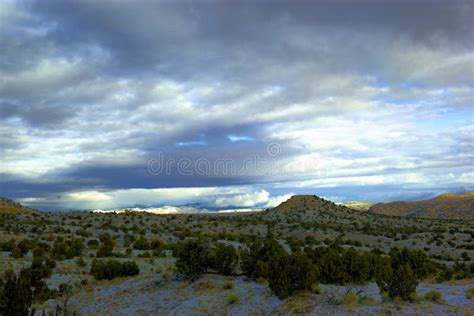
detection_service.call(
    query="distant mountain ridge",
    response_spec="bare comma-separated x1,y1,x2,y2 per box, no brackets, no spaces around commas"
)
0,197,37,214
369,191,474,220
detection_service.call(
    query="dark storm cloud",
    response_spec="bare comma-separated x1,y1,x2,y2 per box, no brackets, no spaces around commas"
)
28,0,474,77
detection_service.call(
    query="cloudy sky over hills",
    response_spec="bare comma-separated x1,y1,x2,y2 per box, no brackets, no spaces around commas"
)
1,0,473,211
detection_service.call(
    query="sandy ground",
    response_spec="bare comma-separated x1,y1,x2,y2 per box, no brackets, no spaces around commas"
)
35,273,474,315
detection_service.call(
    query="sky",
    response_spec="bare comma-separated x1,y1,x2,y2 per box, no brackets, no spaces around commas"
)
0,0,473,211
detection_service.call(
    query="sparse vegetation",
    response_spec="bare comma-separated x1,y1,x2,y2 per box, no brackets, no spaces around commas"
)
90,259,139,280
207,243,238,275
222,280,234,289
0,270,33,315
424,290,443,302
0,194,472,314
226,292,239,304
466,288,474,299
174,239,208,281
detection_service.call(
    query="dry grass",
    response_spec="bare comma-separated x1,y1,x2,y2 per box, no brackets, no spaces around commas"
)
194,280,218,293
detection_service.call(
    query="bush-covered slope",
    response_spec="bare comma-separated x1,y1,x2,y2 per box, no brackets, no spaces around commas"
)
369,192,474,220
0,197,36,214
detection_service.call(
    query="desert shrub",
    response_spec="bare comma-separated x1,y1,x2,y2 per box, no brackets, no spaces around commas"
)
424,290,442,302
0,239,16,252
58,283,73,315
90,259,139,280
382,263,418,301
241,238,285,280
11,247,23,259
0,270,33,315
76,257,87,268
32,242,50,258
408,292,423,303
50,237,67,260
389,248,436,280
286,237,304,252
21,258,54,287
66,238,84,258
12,257,58,304
311,283,321,294
207,243,238,275
133,237,150,250
312,246,347,284
358,295,377,305
174,239,208,281
223,280,234,289
436,266,454,282
342,248,370,284
138,251,151,258
226,292,239,304
17,239,34,255
375,248,438,301
87,239,99,248
342,293,358,308
50,237,84,260
466,288,474,299
268,251,318,299
9,238,33,258
96,234,115,257
75,228,89,237
368,249,390,280
150,239,163,250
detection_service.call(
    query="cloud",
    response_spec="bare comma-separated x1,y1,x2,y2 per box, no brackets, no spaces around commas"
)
16,185,294,211
1,0,473,209
213,190,270,207
264,194,293,208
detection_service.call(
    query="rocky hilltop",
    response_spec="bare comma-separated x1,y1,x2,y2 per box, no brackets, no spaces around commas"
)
369,192,474,220
265,194,359,221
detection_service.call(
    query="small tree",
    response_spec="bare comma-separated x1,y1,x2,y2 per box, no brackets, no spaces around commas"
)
133,237,150,250
376,248,427,301
207,243,238,275
96,234,115,257
175,239,208,281
58,283,72,316
387,264,418,300
241,238,285,280
343,248,370,284
0,270,33,316
318,247,346,284
268,252,318,299
90,259,139,280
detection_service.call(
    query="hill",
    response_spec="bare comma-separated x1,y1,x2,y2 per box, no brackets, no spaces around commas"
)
1,193,473,315
369,191,474,220
264,194,358,220
0,197,36,214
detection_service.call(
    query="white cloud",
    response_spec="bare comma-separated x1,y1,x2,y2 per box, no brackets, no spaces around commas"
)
213,190,270,207
18,186,263,210
264,193,293,208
